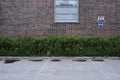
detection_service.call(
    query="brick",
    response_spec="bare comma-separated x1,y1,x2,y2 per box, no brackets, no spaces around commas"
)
0,0,120,38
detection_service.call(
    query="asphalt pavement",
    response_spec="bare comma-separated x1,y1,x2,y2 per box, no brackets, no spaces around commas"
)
0,57,120,80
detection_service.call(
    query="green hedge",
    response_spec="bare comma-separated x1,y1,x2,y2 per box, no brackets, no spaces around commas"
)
0,36,120,56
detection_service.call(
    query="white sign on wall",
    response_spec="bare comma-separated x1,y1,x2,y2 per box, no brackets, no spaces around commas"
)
54,0,79,22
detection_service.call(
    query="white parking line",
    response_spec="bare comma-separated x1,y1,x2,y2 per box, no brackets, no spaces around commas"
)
33,58,49,80
17,60,46,80
17,60,38,80
90,60,112,80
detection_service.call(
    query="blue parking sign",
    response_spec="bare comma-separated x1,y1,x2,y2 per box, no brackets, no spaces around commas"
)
98,21,104,27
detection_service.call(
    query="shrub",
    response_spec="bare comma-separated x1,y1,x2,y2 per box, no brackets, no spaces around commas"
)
109,36,120,56
0,36,120,56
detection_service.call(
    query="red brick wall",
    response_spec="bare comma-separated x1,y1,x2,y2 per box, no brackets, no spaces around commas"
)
0,0,120,38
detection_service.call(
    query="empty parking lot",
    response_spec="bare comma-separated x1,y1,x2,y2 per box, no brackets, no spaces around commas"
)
0,57,120,80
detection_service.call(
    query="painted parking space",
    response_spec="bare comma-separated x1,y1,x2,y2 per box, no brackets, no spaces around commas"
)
0,57,120,80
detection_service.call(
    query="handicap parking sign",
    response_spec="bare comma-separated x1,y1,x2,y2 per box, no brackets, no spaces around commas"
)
98,21,104,27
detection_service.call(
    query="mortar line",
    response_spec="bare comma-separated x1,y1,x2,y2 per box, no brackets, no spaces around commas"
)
90,60,112,80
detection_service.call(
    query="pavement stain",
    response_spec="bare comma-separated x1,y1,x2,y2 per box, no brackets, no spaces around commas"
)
4,59,20,64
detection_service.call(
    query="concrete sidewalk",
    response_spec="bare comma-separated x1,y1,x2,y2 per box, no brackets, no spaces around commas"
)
0,57,120,80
